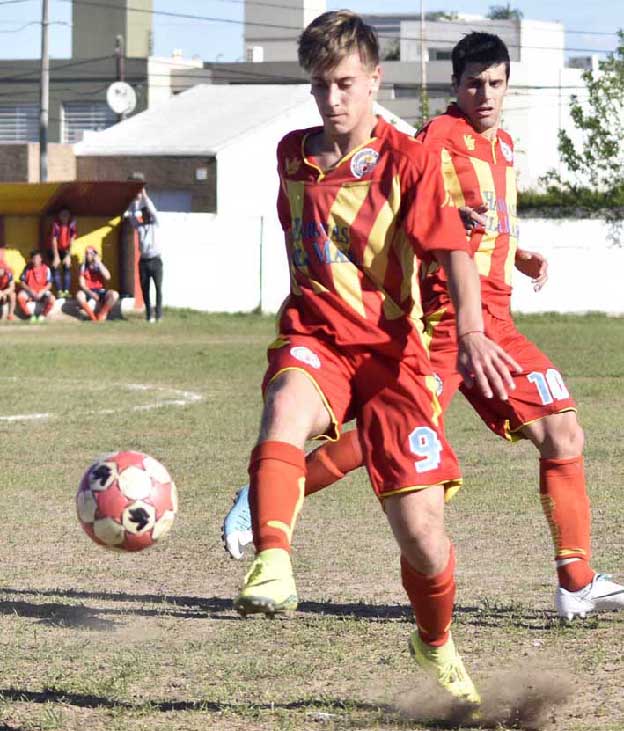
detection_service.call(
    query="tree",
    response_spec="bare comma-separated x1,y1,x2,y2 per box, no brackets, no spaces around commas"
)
542,30,624,242
487,3,523,20
555,30,624,197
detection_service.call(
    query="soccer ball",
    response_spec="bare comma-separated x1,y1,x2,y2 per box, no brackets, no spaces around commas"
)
76,451,178,552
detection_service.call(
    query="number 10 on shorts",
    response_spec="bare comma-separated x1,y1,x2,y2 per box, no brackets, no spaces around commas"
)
409,426,442,473
527,369,570,405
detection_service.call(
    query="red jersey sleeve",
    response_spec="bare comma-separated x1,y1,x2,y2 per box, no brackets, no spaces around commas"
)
276,141,291,232
401,148,468,256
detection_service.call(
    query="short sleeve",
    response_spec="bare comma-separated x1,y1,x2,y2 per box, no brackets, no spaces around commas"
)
276,142,291,232
402,150,468,257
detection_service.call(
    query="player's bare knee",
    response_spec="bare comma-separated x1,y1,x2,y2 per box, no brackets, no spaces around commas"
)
401,531,449,575
384,490,448,574
530,412,584,458
260,371,329,443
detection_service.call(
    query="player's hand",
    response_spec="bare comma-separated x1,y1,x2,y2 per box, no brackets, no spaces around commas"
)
515,249,548,291
459,205,488,234
457,331,522,401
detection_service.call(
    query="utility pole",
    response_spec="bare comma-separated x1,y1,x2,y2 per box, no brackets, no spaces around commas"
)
419,0,429,126
39,0,49,182
115,34,126,121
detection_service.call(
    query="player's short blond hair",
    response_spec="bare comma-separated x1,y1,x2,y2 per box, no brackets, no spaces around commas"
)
298,10,379,73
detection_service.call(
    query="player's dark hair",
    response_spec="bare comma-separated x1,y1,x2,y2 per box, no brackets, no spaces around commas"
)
30,248,41,258
452,32,510,82
298,10,379,73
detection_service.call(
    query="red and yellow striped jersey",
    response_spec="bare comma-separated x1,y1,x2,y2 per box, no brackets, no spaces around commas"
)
276,116,468,364
417,104,519,319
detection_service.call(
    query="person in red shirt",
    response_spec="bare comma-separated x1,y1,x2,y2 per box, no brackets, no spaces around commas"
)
233,11,519,707
49,207,77,298
0,261,16,321
18,249,55,322
223,32,624,624
76,247,119,321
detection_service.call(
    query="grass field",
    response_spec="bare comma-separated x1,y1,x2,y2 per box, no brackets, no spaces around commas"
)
0,311,622,731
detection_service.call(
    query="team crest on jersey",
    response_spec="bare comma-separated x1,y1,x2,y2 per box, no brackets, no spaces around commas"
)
350,148,379,179
499,139,513,163
285,156,301,175
290,346,321,370
463,134,476,151
433,373,444,397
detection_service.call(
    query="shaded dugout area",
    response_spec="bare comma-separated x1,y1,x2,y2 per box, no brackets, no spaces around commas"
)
0,180,144,296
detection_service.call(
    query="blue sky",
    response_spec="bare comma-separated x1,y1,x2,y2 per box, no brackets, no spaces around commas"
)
0,0,622,62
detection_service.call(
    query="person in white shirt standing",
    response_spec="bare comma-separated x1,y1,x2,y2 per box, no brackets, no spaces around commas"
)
127,189,163,322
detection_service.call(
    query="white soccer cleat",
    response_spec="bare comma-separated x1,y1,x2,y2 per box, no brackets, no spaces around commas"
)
222,484,253,560
556,573,624,620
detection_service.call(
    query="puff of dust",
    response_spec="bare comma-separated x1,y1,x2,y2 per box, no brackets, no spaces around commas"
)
478,668,574,730
394,668,573,730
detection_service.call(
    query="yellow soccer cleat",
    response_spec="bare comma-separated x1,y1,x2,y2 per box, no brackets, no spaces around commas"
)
409,631,481,705
234,548,298,617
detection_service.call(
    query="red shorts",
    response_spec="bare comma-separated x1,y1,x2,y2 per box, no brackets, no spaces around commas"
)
426,307,577,440
263,334,462,499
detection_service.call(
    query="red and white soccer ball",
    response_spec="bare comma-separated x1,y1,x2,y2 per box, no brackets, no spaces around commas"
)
76,451,178,552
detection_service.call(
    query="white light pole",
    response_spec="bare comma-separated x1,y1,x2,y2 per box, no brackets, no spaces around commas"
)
39,0,49,182
420,0,428,125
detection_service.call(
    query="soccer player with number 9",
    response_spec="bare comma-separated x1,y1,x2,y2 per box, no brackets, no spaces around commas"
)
230,9,523,709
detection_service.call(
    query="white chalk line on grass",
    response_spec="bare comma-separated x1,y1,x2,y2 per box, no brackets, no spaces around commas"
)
0,383,204,423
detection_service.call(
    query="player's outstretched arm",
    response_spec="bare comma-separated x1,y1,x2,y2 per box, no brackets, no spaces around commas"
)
515,248,548,291
435,249,521,401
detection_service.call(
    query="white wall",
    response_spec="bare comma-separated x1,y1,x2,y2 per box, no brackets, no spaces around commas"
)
158,212,290,313
512,218,624,314
158,214,624,316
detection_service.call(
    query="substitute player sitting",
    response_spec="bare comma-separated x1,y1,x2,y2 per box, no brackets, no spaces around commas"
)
232,11,519,708
17,250,55,322
76,247,118,321
0,261,16,321
223,32,624,622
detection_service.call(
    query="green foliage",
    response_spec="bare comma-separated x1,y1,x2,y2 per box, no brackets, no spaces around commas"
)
425,11,459,21
518,188,624,218
381,40,400,61
544,30,624,236
487,3,523,20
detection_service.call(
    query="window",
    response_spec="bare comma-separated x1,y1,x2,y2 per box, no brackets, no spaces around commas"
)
62,101,117,144
0,104,39,142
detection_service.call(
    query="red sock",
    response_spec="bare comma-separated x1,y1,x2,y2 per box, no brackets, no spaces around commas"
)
42,296,55,316
304,429,363,496
81,301,97,321
539,456,594,591
401,545,455,647
97,303,111,321
248,441,305,553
